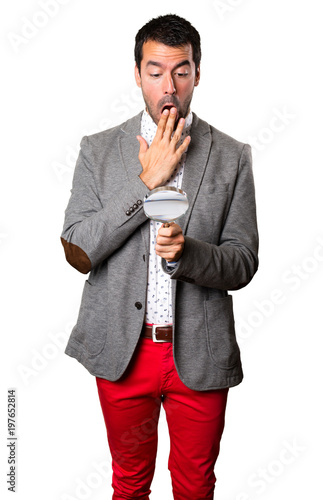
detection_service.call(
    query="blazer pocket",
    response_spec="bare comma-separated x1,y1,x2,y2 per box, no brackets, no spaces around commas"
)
204,295,240,370
198,182,229,195
71,280,107,357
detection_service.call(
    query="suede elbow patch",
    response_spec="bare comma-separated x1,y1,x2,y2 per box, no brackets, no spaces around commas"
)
60,237,91,274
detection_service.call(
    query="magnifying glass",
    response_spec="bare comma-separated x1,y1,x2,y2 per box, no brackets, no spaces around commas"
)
143,186,189,227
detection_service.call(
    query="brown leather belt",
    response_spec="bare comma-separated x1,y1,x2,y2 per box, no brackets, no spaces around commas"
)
141,324,173,342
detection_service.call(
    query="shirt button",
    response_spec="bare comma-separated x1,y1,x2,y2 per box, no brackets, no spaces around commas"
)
135,302,142,310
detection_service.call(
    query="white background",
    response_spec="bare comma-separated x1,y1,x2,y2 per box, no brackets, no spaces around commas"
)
1,0,322,499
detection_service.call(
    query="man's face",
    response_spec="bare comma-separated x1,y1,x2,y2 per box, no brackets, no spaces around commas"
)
135,41,200,126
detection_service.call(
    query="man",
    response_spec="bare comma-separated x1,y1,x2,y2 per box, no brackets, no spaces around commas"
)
61,14,258,500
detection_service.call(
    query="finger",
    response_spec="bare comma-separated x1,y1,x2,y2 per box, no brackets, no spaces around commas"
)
163,107,177,141
136,135,148,155
175,135,191,156
158,225,177,237
157,229,182,245
155,243,176,254
162,221,174,229
155,108,170,140
155,246,182,261
171,118,186,144
156,231,175,244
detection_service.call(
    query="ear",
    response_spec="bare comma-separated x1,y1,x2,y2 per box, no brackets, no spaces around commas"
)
194,65,201,87
134,64,142,88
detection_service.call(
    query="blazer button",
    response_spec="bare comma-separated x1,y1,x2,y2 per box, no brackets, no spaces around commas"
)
137,200,142,205
133,203,138,210
129,206,134,213
126,210,131,216
135,302,142,310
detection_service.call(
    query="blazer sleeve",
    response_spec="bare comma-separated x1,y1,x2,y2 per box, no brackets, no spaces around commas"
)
162,144,259,290
60,136,148,274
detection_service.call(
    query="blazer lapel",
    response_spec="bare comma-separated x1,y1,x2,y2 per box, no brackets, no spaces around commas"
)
170,113,211,317
119,111,143,177
180,113,212,233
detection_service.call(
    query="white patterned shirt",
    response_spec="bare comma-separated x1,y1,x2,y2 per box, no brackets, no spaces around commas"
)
140,109,193,324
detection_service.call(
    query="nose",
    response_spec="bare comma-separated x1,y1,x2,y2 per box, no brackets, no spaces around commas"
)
164,74,176,95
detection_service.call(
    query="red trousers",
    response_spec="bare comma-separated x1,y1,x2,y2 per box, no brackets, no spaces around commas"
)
96,336,228,500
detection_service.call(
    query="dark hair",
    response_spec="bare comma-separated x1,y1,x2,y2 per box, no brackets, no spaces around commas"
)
135,14,201,76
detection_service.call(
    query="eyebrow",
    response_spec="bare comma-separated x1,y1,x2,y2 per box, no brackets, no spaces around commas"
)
146,60,191,71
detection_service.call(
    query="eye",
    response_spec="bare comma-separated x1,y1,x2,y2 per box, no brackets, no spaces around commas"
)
150,74,161,78
175,72,188,78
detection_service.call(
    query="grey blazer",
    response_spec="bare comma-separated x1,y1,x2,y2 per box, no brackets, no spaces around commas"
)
61,111,258,391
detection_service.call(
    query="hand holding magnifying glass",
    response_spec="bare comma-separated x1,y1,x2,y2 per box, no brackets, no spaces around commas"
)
144,186,188,262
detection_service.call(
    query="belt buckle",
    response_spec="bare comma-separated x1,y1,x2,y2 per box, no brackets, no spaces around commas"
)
152,324,169,343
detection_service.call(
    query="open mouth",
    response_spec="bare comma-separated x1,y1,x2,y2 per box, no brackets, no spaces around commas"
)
161,104,179,122
162,104,176,113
